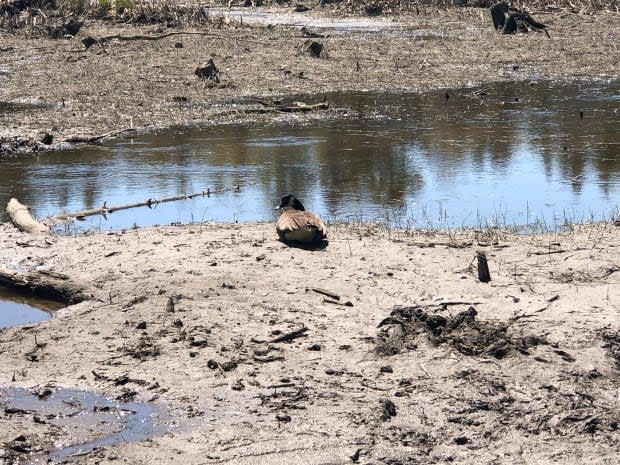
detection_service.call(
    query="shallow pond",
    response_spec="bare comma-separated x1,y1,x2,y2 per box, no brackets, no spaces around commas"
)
0,80,618,233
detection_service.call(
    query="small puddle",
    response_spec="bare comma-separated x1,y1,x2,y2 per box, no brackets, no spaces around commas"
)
0,287,64,329
1,387,171,463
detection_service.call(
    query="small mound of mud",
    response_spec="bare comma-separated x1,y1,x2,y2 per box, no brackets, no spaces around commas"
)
125,334,161,360
376,305,545,358
601,330,620,369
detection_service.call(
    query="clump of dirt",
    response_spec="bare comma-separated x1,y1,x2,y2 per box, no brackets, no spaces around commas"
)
601,330,620,370
376,305,546,358
125,334,161,361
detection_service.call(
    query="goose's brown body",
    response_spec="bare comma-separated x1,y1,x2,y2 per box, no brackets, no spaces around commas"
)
275,195,327,244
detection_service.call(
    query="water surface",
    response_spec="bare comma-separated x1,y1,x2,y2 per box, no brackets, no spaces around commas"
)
0,80,618,232
0,287,64,329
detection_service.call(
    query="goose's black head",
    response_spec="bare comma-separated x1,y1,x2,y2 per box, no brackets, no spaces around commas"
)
275,194,305,211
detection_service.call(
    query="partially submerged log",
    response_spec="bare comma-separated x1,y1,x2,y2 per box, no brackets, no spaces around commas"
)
63,128,136,144
52,185,240,221
6,198,49,234
0,268,88,304
278,101,329,112
249,100,330,114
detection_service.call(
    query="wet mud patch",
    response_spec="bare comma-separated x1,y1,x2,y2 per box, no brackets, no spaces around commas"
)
376,305,545,358
0,386,171,464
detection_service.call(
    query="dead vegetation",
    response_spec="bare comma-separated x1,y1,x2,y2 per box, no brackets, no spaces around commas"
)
1,0,618,36
0,0,213,32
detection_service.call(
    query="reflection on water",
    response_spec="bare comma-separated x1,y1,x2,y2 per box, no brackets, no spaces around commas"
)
0,287,64,329
0,80,618,231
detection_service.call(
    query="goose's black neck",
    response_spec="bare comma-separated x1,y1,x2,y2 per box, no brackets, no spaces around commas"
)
281,195,305,211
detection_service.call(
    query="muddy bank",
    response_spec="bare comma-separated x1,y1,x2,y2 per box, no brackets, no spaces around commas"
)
1,220,619,463
1,6,619,154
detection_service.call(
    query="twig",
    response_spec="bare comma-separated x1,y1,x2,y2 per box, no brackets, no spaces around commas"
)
438,301,482,308
137,74,171,83
252,354,285,363
269,327,309,344
528,249,568,256
309,288,340,300
266,383,296,389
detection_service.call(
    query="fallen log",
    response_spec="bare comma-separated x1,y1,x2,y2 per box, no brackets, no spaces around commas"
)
6,198,49,234
51,185,240,221
63,128,136,144
0,268,88,304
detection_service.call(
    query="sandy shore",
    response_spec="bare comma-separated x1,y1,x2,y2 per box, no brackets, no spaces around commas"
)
1,220,619,464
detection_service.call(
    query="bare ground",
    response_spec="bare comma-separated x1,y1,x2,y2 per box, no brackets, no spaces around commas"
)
1,6,619,153
1,220,619,464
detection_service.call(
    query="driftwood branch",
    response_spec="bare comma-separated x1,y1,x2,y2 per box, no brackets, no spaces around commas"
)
51,185,240,221
6,198,49,234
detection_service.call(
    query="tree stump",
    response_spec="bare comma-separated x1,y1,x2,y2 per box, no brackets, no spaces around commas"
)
477,251,491,283
195,59,220,83
490,2,549,38
301,40,326,58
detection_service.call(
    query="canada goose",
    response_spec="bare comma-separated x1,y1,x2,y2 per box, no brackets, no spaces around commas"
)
275,195,327,244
